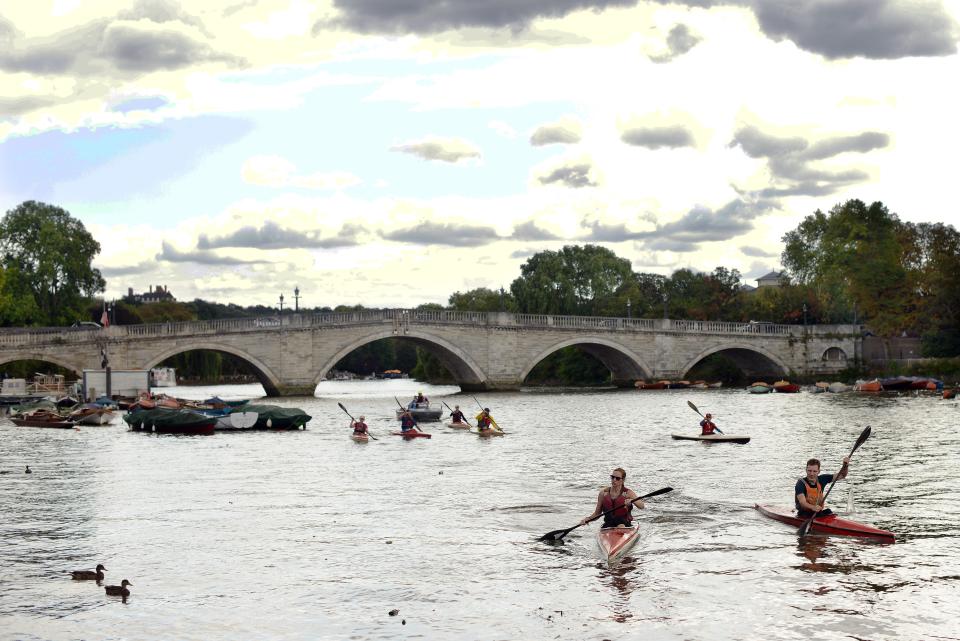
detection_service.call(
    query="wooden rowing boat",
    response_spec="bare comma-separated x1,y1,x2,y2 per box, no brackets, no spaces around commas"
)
391,430,432,439
671,433,750,445
754,504,895,542
350,432,369,443
11,416,77,429
446,422,471,429
596,524,641,563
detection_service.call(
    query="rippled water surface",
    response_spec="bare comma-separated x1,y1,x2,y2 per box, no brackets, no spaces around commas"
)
2,380,959,641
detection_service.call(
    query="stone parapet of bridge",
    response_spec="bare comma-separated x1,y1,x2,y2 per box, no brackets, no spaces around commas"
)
0,311,862,396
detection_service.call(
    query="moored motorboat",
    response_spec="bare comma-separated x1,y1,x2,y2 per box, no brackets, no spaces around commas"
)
596,524,641,563
772,380,801,393
446,421,472,429
231,404,311,430
11,413,77,429
747,382,772,394
391,430,432,439
854,379,882,392
708,381,723,388
68,404,116,425
944,388,956,400
394,404,442,422
754,504,894,542
667,380,690,389
635,380,666,390
671,433,750,445
123,408,216,434
879,376,913,391
688,380,709,389
828,382,850,393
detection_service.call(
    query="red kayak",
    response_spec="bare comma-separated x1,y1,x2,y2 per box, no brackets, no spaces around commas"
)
391,431,432,439
596,524,641,562
754,504,894,542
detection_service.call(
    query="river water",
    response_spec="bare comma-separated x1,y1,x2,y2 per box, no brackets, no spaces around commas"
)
1,380,958,641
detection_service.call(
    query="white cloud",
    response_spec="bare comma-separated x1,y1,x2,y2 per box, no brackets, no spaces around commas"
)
241,154,361,190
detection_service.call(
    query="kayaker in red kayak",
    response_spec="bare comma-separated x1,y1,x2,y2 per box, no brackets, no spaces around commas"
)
449,405,469,425
796,457,850,517
351,416,368,436
399,408,417,433
580,468,645,527
700,413,718,435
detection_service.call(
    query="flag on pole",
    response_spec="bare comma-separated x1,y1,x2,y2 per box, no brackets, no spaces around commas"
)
100,309,109,328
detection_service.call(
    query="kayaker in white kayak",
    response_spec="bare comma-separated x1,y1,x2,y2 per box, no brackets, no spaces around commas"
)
580,468,645,528
699,413,718,435
449,405,469,425
475,408,499,433
351,415,368,437
796,457,850,517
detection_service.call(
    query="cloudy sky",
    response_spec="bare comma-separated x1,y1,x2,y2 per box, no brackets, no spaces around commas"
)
2,1,959,310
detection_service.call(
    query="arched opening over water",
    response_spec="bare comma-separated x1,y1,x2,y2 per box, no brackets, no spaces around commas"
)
519,338,653,388
681,344,790,384
318,330,485,390
145,344,278,396
0,355,82,398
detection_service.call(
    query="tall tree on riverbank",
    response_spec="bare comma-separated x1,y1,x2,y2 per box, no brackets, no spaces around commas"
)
510,245,634,315
0,201,105,325
781,199,910,333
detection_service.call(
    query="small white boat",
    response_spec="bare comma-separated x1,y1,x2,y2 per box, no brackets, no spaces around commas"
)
828,382,850,393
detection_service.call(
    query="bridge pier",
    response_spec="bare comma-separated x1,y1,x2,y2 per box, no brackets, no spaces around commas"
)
271,383,317,397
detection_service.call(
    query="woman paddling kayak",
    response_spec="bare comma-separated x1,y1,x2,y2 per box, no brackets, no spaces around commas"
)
580,468,645,528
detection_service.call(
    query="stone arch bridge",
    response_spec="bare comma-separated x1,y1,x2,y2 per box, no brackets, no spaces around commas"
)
0,310,861,396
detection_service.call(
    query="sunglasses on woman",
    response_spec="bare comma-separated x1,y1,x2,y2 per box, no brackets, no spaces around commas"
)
610,475,623,481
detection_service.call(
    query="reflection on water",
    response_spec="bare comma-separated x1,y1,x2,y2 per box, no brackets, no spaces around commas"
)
2,383,960,640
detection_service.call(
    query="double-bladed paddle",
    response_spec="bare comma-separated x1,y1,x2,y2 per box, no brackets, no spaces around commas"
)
394,397,424,432
798,425,871,537
337,402,378,440
539,486,674,542
686,400,725,435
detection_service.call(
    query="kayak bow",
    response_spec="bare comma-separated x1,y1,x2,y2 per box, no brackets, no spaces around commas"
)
596,524,641,563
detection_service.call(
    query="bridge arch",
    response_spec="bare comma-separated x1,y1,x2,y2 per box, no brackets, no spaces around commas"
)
143,342,284,396
518,336,654,387
679,343,790,379
0,351,84,376
317,329,487,388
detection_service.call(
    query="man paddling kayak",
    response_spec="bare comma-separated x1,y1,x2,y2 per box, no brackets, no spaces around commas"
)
796,457,850,517
580,468,645,527
399,408,418,433
351,415,368,436
700,413,718,435
476,408,499,433
449,405,469,425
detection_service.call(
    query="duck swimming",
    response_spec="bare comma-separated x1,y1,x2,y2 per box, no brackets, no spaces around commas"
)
71,564,106,581
104,580,132,597
25,465,31,474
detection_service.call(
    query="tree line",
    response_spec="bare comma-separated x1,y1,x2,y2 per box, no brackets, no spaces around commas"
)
2,199,958,383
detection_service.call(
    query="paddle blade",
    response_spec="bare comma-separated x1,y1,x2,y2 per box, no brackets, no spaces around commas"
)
539,525,577,542
686,400,702,416
851,425,871,454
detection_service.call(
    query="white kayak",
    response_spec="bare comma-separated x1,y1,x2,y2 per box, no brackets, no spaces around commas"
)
671,433,751,445
446,422,472,429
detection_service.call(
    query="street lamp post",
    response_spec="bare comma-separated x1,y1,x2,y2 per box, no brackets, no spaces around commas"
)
627,298,631,319
279,293,284,315
499,286,505,312
294,286,300,312
802,303,808,327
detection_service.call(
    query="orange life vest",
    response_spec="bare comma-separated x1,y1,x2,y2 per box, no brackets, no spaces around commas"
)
802,478,823,509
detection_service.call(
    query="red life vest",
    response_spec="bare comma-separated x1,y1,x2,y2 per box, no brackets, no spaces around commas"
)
353,421,367,434
600,488,633,524
700,419,717,435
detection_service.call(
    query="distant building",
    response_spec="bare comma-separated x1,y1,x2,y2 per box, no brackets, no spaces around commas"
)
756,271,785,289
126,285,176,304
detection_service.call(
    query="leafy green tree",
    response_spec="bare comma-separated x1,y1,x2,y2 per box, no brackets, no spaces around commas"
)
0,265,41,325
0,201,106,325
448,287,515,312
782,199,910,332
510,245,633,315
